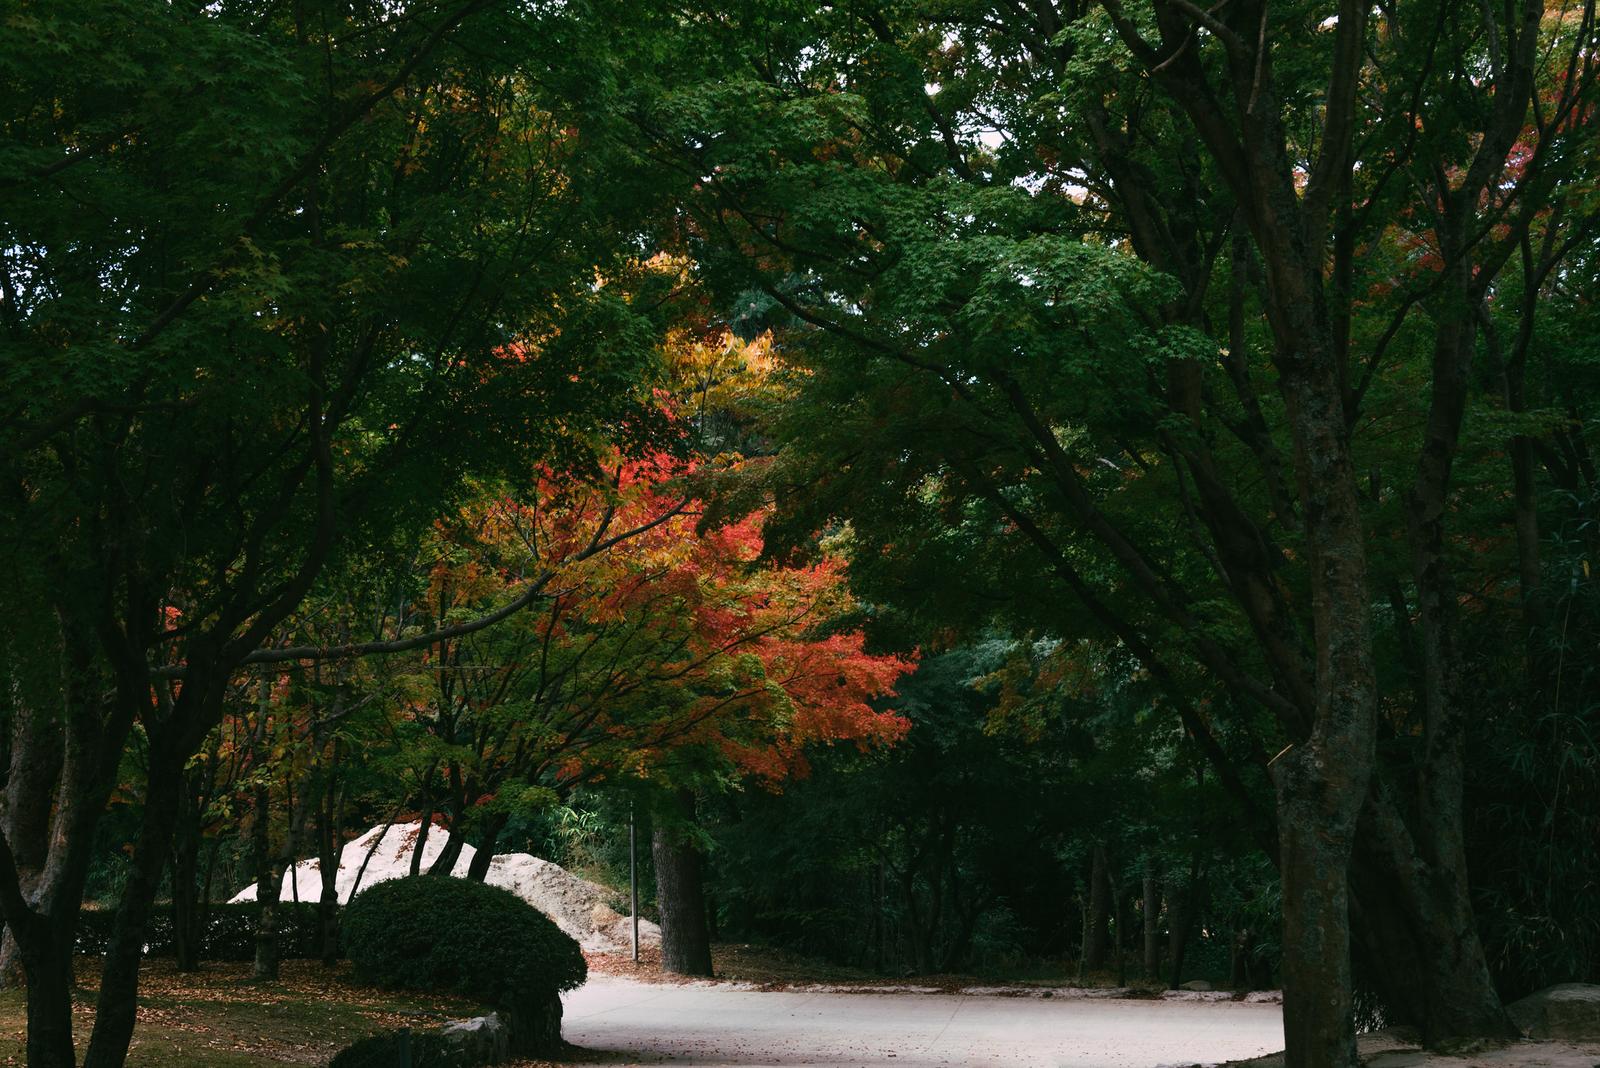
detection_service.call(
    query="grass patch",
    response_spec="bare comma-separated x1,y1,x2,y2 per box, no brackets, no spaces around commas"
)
0,958,491,1067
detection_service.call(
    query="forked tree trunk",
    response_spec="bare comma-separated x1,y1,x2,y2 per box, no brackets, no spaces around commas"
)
2,626,139,1068
651,794,713,977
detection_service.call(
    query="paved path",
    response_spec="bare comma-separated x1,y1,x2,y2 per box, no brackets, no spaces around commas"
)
561,978,1285,1067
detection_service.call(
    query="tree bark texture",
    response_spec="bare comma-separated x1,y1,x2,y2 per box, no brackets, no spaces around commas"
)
652,796,713,978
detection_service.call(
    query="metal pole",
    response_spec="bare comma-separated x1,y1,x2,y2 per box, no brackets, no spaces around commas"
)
630,802,640,964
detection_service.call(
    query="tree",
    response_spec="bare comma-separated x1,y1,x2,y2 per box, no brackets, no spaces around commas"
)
596,0,1600,1061
369,442,912,975
0,2,671,1063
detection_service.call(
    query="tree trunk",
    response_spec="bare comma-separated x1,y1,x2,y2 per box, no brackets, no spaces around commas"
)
506,990,565,1057
1142,861,1161,980
314,778,342,965
427,831,465,877
1,625,138,1067
651,795,712,977
81,750,184,1068
1275,783,1359,1068
1083,844,1111,972
464,813,505,882
252,777,283,982
1350,788,1516,1041
171,822,202,972
409,807,433,877
11,910,75,1068
1165,851,1199,990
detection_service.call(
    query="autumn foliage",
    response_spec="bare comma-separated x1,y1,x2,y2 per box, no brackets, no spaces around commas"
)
413,448,912,801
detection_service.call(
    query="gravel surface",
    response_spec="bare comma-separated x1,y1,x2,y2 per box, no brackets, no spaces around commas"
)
560,976,1285,1067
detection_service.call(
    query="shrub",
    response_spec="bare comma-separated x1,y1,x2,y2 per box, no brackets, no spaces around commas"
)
329,1030,465,1068
342,876,585,1055
75,901,327,961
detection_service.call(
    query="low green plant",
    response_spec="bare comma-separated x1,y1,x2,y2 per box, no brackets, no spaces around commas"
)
342,876,586,1055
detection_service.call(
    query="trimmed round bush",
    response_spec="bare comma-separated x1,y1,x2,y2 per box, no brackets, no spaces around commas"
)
329,1030,464,1068
342,876,586,1055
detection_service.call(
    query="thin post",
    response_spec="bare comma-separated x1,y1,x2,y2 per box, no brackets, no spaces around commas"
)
630,802,640,964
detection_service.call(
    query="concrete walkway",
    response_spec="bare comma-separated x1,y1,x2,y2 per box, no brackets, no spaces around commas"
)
561,977,1285,1067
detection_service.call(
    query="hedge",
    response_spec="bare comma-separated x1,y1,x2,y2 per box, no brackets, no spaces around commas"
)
73,901,330,961
341,877,586,1007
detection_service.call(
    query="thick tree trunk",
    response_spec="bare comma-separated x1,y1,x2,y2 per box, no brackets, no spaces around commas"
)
1141,862,1161,980
506,990,565,1056
11,911,75,1068
1083,844,1111,972
651,796,713,978
1275,786,1359,1068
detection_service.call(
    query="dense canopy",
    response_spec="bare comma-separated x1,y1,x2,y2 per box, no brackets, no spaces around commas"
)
2,2,1598,1067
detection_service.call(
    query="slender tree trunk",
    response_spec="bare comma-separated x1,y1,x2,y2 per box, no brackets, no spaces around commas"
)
1166,848,1200,990
409,806,433,877
465,812,506,882
252,776,282,981
427,830,465,877
171,820,202,972
315,776,343,965
1084,844,1111,972
651,794,712,977
82,750,184,1068
1142,861,1161,980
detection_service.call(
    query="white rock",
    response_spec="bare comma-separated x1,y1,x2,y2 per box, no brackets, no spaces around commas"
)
229,821,661,954
1507,983,1600,1040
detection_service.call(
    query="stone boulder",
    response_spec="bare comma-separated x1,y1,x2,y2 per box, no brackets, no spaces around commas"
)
439,1013,510,1065
1507,983,1600,1040
229,821,661,954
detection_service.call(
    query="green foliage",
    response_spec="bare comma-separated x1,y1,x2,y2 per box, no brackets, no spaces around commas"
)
342,877,586,1009
74,902,326,963
708,643,1271,981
